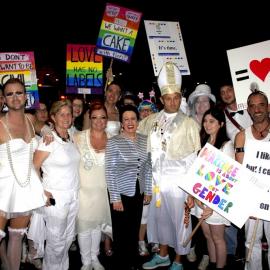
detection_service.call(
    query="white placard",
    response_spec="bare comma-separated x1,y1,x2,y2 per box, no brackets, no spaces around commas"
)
178,143,260,228
227,40,270,110
144,20,190,76
242,139,270,220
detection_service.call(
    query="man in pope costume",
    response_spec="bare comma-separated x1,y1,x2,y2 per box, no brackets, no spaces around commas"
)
139,62,201,270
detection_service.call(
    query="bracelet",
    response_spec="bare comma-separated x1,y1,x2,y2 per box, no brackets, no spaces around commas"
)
235,147,244,153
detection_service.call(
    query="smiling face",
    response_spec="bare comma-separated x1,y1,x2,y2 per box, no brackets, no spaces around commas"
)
247,94,269,124
121,110,138,136
51,105,72,131
203,113,222,137
90,108,108,132
72,98,83,118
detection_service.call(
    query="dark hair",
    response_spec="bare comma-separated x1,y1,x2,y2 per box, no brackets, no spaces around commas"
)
119,104,139,123
247,90,268,105
71,96,86,131
70,95,84,103
36,100,48,110
200,107,229,149
89,101,107,118
3,78,25,94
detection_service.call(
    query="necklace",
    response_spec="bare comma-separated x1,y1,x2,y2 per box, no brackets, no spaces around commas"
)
252,122,270,138
54,128,70,142
83,130,105,170
5,113,33,187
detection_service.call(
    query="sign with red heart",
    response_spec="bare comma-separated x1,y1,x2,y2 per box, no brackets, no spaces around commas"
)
249,58,270,82
227,40,270,110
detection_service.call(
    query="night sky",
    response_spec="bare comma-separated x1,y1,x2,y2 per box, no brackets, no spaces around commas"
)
1,0,269,101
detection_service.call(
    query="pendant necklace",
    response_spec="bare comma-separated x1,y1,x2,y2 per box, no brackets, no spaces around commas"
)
252,121,270,138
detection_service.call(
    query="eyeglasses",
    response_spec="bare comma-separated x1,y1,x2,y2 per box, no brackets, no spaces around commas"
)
5,91,24,98
91,116,107,120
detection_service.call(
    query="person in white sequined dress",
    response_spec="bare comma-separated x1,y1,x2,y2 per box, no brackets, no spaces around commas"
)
74,102,112,270
0,78,46,270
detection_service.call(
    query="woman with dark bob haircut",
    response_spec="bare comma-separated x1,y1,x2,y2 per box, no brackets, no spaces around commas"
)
105,104,152,270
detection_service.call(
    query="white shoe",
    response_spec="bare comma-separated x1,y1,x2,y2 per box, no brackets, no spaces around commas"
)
198,255,209,270
92,258,105,270
81,264,92,270
186,246,197,262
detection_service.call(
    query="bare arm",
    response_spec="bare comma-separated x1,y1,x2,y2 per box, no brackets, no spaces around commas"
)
33,150,53,204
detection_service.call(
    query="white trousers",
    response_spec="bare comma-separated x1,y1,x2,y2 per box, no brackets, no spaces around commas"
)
245,219,270,270
43,198,79,270
140,204,149,225
78,228,102,266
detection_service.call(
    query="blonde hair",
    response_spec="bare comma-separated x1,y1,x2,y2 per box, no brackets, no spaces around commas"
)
50,99,72,116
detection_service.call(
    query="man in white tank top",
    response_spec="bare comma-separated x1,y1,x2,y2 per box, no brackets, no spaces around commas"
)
235,91,270,270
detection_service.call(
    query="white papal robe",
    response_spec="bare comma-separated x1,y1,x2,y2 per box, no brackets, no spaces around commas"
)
138,110,200,254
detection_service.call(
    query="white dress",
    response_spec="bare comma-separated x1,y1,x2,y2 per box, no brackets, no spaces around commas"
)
74,130,112,234
0,120,46,218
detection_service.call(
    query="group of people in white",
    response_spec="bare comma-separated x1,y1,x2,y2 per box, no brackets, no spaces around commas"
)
0,61,269,270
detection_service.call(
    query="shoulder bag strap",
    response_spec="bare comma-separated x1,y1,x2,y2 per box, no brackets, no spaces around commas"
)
224,109,244,131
